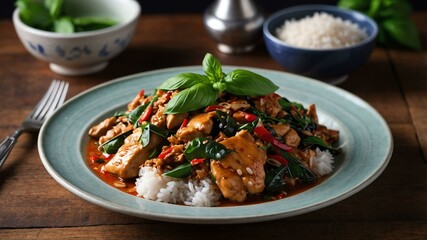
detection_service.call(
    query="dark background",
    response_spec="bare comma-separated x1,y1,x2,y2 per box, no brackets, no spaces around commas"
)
2,0,427,19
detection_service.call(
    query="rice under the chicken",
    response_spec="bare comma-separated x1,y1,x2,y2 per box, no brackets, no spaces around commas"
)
136,166,222,207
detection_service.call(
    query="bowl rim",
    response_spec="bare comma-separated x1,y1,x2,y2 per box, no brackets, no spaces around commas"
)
263,4,378,52
12,0,141,38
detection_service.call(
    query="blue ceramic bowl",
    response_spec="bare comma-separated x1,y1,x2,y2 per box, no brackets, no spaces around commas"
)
263,5,378,83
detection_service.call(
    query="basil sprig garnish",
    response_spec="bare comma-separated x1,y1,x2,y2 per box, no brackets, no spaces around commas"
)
159,53,279,114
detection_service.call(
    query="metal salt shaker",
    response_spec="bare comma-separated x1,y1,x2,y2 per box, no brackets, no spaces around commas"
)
204,0,264,54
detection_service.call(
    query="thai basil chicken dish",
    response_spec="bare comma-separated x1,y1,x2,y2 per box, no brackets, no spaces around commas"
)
87,54,341,207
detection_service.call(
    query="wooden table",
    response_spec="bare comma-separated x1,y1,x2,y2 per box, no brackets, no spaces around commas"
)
1,13,426,240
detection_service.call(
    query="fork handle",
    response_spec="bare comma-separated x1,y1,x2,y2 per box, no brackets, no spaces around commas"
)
0,130,23,169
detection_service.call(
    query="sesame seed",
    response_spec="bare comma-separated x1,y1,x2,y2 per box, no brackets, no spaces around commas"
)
237,169,243,176
246,167,254,175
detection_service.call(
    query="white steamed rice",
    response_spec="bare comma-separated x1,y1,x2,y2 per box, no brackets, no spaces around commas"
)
312,148,335,176
276,12,367,49
135,166,221,207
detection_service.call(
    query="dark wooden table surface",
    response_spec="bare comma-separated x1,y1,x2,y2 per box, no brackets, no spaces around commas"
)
1,12,426,240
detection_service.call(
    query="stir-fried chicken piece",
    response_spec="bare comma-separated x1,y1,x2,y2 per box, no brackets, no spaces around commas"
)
210,130,267,202
219,100,251,111
306,104,318,124
99,122,133,144
88,117,117,138
313,125,339,145
271,124,291,136
284,129,300,148
253,94,286,118
104,127,162,179
166,112,188,129
176,112,216,143
150,105,166,128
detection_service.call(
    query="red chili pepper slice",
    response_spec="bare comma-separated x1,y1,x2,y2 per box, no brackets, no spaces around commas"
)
254,126,293,152
179,118,189,129
158,146,173,159
139,105,153,123
205,105,224,112
138,89,145,97
190,158,205,166
164,91,172,101
268,154,289,165
242,112,257,122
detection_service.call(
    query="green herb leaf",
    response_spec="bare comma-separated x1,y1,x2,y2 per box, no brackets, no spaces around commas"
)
281,151,317,183
303,136,341,155
16,0,53,30
215,110,238,137
128,104,148,126
54,16,74,33
164,83,217,114
337,0,370,12
163,162,192,178
158,73,210,90
238,118,259,132
44,0,63,19
184,137,232,161
98,130,133,154
73,17,117,32
140,123,170,147
382,17,422,50
264,165,287,194
224,69,279,96
203,53,223,82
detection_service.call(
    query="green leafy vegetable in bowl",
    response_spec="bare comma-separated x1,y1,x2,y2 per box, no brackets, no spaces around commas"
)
338,0,421,50
16,0,117,33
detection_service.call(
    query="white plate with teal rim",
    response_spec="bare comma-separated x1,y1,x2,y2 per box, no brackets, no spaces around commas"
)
38,66,393,224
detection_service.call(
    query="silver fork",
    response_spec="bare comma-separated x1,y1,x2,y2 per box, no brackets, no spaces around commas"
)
0,80,69,169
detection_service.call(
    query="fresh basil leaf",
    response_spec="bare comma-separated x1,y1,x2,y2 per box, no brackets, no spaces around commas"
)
164,83,217,114
114,111,128,118
128,104,148,126
148,124,170,139
378,0,412,18
337,0,370,12
185,137,232,161
54,16,74,33
128,96,158,127
158,73,210,90
224,69,279,96
238,118,259,132
302,136,341,155
139,122,150,147
367,0,382,17
264,165,287,194
73,17,117,32
382,17,422,50
203,53,223,82
281,151,316,183
16,0,53,30
163,162,192,178
140,123,169,147
215,110,238,137
44,0,63,19
98,130,132,154
278,98,305,112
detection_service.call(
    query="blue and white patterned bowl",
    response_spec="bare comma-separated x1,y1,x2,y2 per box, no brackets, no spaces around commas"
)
13,0,140,76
